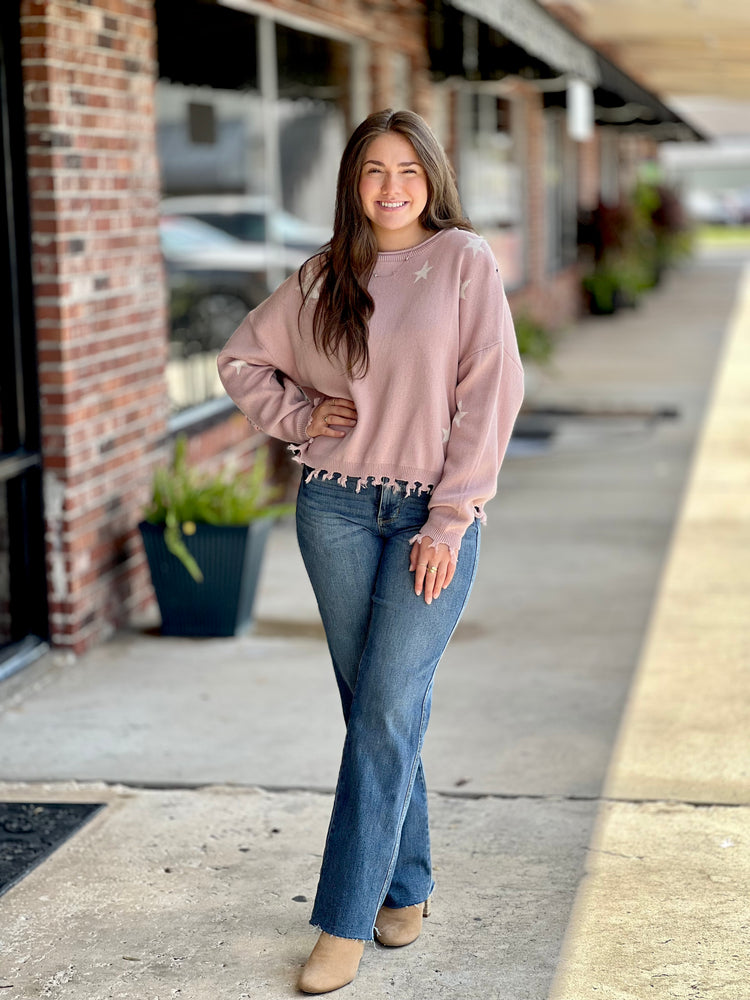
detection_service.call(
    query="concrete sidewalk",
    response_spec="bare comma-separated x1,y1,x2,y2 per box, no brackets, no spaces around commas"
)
550,254,750,1000
1,249,748,999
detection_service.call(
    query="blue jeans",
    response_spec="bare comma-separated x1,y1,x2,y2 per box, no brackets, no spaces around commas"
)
296,469,480,940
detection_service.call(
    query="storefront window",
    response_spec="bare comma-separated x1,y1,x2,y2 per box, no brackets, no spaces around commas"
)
459,91,526,290
154,1,347,419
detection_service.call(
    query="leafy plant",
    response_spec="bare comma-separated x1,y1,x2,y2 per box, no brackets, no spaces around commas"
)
579,178,693,316
582,264,620,314
143,436,295,582
514,314,554,362
583,250,654,313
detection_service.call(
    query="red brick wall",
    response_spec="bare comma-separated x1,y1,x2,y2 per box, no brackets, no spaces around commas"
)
579,129,601,212
508,267,584,333
21,0,168,653
520,86,547,288
506,83,584,331
261,0,426,66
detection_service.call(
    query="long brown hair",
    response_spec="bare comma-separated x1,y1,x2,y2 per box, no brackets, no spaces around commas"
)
300,109,474,378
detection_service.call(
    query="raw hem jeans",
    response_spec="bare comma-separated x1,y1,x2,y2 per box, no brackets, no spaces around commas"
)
296,469,480,941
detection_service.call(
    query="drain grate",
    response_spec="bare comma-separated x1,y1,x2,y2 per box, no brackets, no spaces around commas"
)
0,802,105,897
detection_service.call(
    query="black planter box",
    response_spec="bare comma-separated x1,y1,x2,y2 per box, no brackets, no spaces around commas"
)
139,519,272,637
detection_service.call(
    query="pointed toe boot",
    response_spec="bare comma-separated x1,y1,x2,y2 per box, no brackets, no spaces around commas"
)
298,932,365,994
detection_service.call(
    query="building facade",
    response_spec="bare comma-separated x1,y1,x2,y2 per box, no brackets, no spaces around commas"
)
0,0,696,669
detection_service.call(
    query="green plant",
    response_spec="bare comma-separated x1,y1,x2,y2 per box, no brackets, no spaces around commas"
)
514,315,554,363
143,436,295,582
582,264,620,314
580,177,693,316
583,243,658,313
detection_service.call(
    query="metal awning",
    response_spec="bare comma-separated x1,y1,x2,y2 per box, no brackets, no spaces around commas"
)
428,0,703,140
594,52,700,132
446,0,600,85
543,51,705,140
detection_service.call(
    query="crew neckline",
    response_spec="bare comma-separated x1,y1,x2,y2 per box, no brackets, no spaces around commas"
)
375,229,447,261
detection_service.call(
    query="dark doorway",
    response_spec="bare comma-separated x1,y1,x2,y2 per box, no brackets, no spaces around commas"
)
0,7,49,680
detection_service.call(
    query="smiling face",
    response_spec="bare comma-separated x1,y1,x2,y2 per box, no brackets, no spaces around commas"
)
358,132,430,251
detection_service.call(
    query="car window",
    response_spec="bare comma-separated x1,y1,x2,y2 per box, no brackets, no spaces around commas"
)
268,210,331,249
196,212,267,243
159,216,240,255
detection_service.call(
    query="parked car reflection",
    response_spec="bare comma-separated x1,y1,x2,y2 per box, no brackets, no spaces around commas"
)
159,207,330,413
161,194,331,256
160,215,274,353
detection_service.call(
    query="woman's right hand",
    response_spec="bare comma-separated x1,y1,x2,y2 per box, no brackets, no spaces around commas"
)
308,397,358,438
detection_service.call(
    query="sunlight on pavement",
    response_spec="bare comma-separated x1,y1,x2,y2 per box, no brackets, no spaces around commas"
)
549,264,750,999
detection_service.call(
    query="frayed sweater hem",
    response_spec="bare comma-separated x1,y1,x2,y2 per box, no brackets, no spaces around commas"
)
289,446,439,497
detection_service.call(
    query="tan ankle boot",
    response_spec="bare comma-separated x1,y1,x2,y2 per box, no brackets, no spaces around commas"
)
298,931,365,994
374,897,431,948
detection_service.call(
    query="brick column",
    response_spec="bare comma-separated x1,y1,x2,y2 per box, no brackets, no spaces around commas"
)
578,130,601,212
522,87,547,286
21,0,168,653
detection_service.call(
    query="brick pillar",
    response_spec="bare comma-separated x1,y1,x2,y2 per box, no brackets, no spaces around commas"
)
20,0,169,653
578,129,601,212
370,43,393,111
522,88,547,286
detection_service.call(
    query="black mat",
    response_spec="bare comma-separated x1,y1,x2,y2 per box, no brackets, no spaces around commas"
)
0,802,105,897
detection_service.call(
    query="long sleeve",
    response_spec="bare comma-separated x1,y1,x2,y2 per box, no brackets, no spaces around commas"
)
216,228,522,531
217,275,316,445
412,247,524,560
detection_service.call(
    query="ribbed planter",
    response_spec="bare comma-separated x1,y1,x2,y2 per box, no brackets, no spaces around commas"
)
138,519,273,637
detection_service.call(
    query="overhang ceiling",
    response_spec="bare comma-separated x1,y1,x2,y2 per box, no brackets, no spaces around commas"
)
562,0,750,102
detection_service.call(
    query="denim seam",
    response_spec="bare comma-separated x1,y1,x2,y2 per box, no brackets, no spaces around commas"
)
372,523,480,933
374,705,429,929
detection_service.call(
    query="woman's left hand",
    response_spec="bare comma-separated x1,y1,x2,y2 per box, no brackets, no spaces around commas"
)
409,537,456,605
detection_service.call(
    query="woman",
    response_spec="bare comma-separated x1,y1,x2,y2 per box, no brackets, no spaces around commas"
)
218,109,524,994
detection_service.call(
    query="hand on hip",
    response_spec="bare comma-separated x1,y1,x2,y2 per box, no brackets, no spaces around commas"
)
308,397,358,438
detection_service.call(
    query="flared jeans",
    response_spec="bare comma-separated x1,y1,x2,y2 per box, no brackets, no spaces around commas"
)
295,469,480,941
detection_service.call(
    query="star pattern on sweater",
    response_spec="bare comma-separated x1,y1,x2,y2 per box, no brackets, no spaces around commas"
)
459,278,471,299
229,360,249,374
443,400,468,445
464,233,486,258
414,261,433,282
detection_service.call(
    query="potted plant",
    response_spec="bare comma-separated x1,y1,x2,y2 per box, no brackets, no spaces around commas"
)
139,436,294,637
582,251,651,313
579,180,692,316
514,314,554,364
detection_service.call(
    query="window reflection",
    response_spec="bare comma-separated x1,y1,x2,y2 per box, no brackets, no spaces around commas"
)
155,1,346,417
460,92,526,289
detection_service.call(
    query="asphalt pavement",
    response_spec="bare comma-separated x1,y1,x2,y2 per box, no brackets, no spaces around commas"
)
1,246,748,1000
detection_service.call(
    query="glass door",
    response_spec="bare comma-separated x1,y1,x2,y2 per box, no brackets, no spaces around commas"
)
0,9,49,679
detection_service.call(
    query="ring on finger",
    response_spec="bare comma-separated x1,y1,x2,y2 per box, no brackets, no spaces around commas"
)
427,566,438,574
324,414,329,425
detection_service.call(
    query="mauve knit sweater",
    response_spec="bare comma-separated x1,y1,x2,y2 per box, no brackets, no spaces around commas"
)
217,227,524,561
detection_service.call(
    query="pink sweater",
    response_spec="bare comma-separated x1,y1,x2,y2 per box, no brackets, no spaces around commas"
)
217,227,524,560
